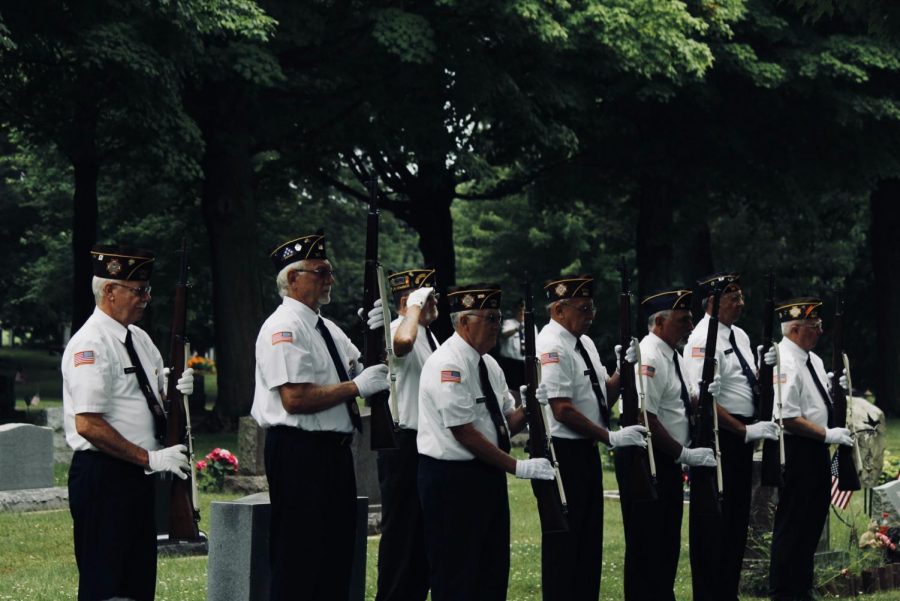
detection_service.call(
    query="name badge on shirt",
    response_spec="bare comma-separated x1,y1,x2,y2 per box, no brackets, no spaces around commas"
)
724,348,734,355
584,369,593,376
475,396,486,404
124,367,137,374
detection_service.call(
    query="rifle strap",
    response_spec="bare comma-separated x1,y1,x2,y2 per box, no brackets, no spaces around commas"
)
478,358,511,453
124,330,167,442
671,350,694,423
575,339,610,426
729,330,760,417
806,356,834,428
316,317,363,432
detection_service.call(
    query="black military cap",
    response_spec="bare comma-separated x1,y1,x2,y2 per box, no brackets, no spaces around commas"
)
91,245,154,281
697,272,740,297
269,231,327,271
544,275,594,302
389,268,437,296
775,297,822,323
641,288,693,315
447,284,502,312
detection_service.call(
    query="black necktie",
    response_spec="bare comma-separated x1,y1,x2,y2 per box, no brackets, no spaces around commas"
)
425,326,438,352
575,339,610,426
729,330,760,416
124,330,166,442
672,351,694,421
477,358,511,453
806,355,834,428
315,317,363,432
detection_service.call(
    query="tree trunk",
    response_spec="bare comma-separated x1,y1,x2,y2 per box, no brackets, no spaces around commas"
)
636,180,674,306
198,100,264,419
871,180,900,415
70,144,100,332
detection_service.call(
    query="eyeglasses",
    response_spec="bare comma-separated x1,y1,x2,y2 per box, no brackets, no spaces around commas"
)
294,268,336,279
467,313,503,324
801,320,823,331
560,301,596,315
722,292,745,303
111,283,152,297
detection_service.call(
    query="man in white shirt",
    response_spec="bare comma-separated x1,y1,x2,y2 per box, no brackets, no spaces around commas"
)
375,268,440,601
621,288,716,601
63,244,194,601
251,232,389,601
683,273,779,601
417,283,555,601
765,298,853,601
498,299,536,403
537,274,646,601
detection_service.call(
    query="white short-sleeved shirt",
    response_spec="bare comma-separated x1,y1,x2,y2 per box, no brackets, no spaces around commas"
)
499,318,537,360
417,333,515,461
637,332,693,447
683,315,756,418
251,296,361,433
537,319,609,438
773,337,831,430
389,317,438,430
62,307,165,452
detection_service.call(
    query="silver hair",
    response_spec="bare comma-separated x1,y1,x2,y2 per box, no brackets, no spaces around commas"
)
92,276,116,304
648,310,673,331
276,260,311,298
450,310,475,329
781,320,803,335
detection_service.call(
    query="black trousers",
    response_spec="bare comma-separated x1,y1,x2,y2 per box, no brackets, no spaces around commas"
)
418,455,509,601
769,436,831,601
375,429,428,601
542,438,604,601
615,447,684,601
264,426,357,601
689,424,755,601
68,450,157,601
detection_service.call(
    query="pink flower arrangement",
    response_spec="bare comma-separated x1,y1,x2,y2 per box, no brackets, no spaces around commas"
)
196,448,239,492
875,532,897,551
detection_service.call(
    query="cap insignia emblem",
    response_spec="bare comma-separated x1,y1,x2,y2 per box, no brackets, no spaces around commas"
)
555,283,567,296
294,243,302,251
789,306,801,318
462,294,475,308
282,247,295,260
107,259,122,276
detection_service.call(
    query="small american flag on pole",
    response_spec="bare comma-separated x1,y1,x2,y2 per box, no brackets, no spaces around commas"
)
830,453,853,510
74,350,95,367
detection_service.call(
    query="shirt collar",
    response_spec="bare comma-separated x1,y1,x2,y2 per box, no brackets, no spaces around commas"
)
647,331,676,355
92,306,130,344
547,318,578,347
282,295,320,329
447,332,483,365
780,336,809,362
697,313,732,337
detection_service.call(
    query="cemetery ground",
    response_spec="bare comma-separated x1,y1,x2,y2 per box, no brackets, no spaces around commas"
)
2,348,899,600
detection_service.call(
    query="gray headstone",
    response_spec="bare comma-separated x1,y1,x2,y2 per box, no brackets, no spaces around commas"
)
871,480,900,527
238,416,267,476
0,423,53,491
44,407,73,463
207,493,368,601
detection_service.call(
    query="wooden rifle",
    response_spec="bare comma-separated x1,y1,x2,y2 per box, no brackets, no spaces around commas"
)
759,273,785,487
693,279,725,511
163,239,200,541
364,179,399,450
522,278,568,533
831,292,861,491
615,259,657,501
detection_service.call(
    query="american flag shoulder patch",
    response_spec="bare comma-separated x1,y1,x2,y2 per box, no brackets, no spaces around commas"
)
74,350,95,367
441,370,462,383
773,373,787,384
271,331,293,345
691,346,705,358
540,352,560,365
640,364,656,377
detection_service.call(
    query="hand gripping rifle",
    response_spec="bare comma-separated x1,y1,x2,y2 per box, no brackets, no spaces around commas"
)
693,279,725,511
831,292,861,491
616,259,657,501
364,179,399,450
522,278,568,533
163,239,200,541
759,273,785,487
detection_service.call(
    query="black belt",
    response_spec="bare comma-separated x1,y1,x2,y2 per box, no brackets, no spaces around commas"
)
268,425,354,446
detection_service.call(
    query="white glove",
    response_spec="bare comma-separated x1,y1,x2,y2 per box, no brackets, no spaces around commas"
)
705,373,722,398
176,368,194,396
678,446,717,467
407,287,434,309
835,370,848,393
357,298,386,330
824,427,853,446
759,345,777,367
745,420,780,443
148,444,190,479
519,383,549,405
515,458,556,480
614,338,639,371
608,425,648,449
352,363,389,397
